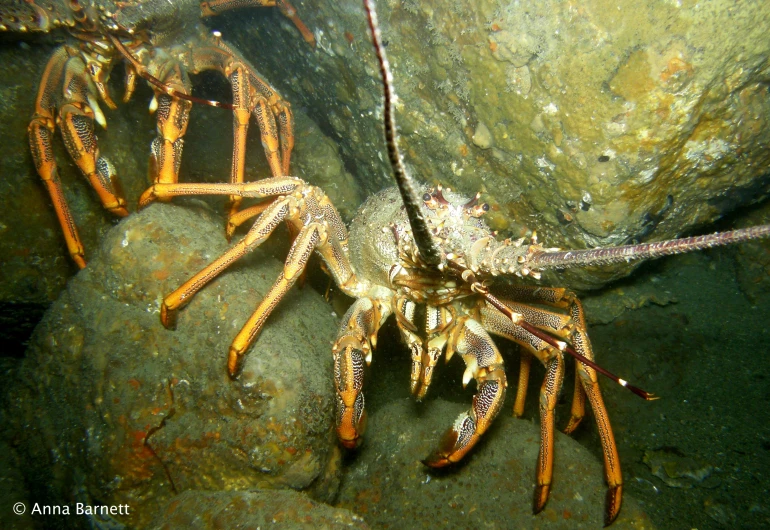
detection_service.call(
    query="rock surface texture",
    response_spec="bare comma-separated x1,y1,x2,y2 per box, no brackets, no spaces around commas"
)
227,0,770,289
5,204,342,528
336,398,653,529
149,489,369,529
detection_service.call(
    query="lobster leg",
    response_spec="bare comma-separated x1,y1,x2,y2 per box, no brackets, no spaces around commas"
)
200,0,316,47
29,47,129,268
138,176,302,208
423,317,507,467
490,285,587,426
393,296,425,397
160,195,295,330
147,59,193,189
417,304,453,400
28,47,87,268
227,221,324,375
58,55,127,219
481,304,565,514
513,351,532,418
567,298,622,526
482,291,623,525
333,297,391,448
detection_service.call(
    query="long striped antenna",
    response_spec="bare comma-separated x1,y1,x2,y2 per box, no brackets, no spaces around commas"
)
528,224,770,271
363,0,443,268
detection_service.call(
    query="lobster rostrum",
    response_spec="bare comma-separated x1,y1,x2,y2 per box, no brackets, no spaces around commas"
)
3,0,314,268
137,0,770,525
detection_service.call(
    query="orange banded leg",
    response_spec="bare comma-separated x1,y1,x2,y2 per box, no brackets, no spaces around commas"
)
148,62,192,188
567,298,622,525
513,351,531,418
57,56,127,219
227,221,325,376
333,297,390,448
200,0,316,47
277,0,316,47
225,200,276,240
28,48,87,268
480,305,566,516
160,195,295,331
423,318,507,467
200,0,275,17
490,285,584,424
483,292,623,525
226,65,253,219
534,349,565,516
274,99,294,176
416,305,453,400
29,48,127,268
138,176,302,209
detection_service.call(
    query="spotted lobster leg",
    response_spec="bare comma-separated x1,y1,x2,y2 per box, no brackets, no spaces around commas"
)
200,0,316,47
422,317,507,467
141,177,354,377
483,284,623,526
145,58,193,191
28,46,128,268
332,297,391,448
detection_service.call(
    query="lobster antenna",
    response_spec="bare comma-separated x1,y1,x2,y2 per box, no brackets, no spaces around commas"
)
528,224,770,271
363,0,443,267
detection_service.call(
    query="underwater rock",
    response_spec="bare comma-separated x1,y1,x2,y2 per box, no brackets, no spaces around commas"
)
5,203,342,528
0,362,33,530
336,398,652,529
149,489,369,529
228,0,770,289
642,447,716,489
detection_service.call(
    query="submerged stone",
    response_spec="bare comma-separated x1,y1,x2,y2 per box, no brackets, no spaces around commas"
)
5,203,342,527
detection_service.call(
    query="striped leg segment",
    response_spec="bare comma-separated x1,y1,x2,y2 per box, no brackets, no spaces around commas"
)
481,304,564,513
418,305,453,400
147,60,192,189
227,221,324,375
332,297,390,448
567,298,622,525
188,35,295,220
200,0,316,47
393,296,424,397
423,318,507,467
484,285,623,525
28,46,127,268
160,195,295,331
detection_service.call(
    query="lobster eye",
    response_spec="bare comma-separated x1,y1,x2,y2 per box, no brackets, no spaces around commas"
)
482,203,490,212
422,193,431,202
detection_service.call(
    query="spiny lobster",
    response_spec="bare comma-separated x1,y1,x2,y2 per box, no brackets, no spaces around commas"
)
2,0,312,268
136,0,770,525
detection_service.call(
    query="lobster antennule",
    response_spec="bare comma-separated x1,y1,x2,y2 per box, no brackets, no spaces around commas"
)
363,0,443,268
527,224,770,271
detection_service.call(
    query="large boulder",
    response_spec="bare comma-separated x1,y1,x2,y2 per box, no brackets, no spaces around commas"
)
5,202,343,528
227,0,770,289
